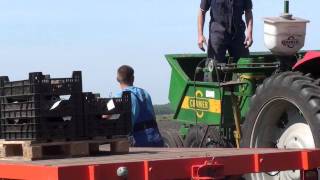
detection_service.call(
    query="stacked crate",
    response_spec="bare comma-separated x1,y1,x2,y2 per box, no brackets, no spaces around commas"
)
82,92,131,139
0,71,132,142
0,71,84,140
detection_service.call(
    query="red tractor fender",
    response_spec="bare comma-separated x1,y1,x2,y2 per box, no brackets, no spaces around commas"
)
293,51,320,74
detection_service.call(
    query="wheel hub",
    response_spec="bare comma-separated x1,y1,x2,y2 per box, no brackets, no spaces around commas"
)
248,98,316,180
277,123,315,149
276,123,315,180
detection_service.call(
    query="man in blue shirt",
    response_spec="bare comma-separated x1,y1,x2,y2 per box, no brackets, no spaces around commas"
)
116,65,164,147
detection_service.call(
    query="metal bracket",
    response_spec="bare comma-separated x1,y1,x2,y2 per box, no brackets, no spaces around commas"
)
191,161,225,180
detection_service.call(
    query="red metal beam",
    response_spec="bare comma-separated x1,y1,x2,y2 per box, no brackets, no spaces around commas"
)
0,149,319,180
0,164,58,180
56,162,146,180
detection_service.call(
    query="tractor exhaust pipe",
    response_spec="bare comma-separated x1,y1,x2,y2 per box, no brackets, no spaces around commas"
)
282,0,292,19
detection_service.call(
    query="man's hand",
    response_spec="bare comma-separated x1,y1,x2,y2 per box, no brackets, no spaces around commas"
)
244,32,253,48
244,9,253,49
198,35,207,52
198,9,207,52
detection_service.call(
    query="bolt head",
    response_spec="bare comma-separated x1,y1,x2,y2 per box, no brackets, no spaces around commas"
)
117,167,129,177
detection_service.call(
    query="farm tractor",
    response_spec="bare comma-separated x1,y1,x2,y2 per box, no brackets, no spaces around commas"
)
162,1,319,179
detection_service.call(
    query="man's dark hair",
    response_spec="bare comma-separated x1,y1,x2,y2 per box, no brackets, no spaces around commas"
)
117,65,134,85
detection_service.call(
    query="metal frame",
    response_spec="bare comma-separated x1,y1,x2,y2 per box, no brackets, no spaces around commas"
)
0,149,319,180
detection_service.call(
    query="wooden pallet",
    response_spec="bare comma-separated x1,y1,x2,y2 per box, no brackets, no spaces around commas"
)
0,138,130,160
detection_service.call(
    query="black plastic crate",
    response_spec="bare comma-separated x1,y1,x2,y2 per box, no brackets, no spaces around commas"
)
0,71,82,97
0,71,85,141
0,118,77,140
0,94,85,140
83,92,131,138
0,94,83,118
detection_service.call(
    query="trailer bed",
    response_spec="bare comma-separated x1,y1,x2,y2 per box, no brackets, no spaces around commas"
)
0,148,310,166
0,147,320,179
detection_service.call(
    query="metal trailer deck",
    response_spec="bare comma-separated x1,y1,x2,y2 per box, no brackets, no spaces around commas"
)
0,148,320,180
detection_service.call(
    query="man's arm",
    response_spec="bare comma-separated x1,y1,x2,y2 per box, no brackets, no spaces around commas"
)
244,9,253,48
198,9,207,51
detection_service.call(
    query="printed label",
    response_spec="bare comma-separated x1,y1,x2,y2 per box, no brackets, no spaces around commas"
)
282,36,299,49
181,90,221,118
206,90,215,98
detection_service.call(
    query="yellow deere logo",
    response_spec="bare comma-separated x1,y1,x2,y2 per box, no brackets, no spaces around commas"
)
181,90,221,118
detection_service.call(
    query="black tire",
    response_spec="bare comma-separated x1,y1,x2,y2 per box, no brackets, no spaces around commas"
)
206,126,234,148
184,125,206,148
184,124,229,148
241,71,320,148
160,129,183,148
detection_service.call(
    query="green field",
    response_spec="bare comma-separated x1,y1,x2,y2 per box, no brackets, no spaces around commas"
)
154,103,174,121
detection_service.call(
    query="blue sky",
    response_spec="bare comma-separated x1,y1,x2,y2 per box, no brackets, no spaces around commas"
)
0,0,318,104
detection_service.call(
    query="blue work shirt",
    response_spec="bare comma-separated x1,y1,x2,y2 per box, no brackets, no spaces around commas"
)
116,86,163,147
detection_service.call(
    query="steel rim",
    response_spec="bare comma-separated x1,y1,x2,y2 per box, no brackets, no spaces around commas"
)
249,97,315,180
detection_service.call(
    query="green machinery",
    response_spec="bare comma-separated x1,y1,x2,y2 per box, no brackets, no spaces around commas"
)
162,1,320,179
164,53,291,147
161,0,317,152
163,50,320,180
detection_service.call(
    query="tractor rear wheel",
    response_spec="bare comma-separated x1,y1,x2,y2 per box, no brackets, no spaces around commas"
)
184,124,231,148
241,72,320,180
160,129,184,148
184,125,206,147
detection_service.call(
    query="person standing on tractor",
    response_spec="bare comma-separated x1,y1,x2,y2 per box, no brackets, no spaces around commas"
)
115,65,164,147
197,0,254,63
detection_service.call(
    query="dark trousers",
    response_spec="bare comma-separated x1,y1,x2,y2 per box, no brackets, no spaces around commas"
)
131,120,164,147
208,31,249,63
131,128,164,147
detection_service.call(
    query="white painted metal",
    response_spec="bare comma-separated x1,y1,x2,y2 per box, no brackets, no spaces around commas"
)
264,16,309,56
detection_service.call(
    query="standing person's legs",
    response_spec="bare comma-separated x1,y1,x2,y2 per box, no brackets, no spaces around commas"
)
204,33,227,82
219,34,249,82
208,32,227,63
227,33,250,62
